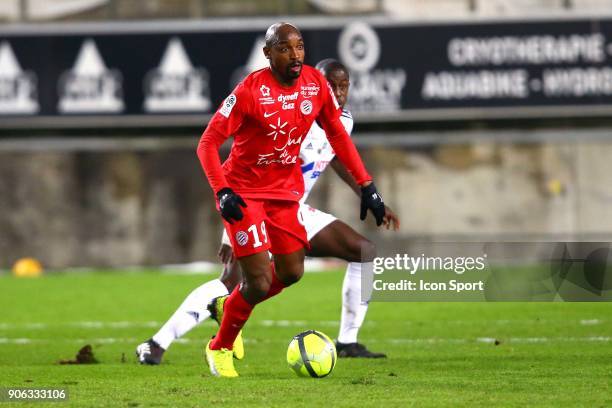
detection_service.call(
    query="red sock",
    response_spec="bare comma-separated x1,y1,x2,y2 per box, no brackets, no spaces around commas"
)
210,287,253,350
263,262,286,301
209,263,286,350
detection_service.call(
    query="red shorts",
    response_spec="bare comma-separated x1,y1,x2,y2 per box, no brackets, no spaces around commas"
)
221,198,309,258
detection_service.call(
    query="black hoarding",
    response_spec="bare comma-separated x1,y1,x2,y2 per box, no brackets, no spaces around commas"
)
2,17,612,128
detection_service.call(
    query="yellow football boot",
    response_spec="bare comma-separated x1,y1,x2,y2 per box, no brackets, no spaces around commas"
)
208,296,244,360
205,340,238,378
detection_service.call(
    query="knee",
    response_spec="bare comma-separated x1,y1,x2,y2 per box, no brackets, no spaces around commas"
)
220,261,241,292
279,264,304,286
243,274,272,300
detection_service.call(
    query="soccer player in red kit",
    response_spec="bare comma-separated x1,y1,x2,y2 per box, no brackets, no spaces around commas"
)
197,22,385,377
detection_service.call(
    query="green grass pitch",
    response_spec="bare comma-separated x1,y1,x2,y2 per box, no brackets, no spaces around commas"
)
1,270,611,407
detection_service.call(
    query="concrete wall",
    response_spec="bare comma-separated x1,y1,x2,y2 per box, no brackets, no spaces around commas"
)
325,141,612,238
0,149,221,268
2,137,612,269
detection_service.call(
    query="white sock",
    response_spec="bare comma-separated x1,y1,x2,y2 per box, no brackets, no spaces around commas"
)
152,278,229,350
337,262,371,344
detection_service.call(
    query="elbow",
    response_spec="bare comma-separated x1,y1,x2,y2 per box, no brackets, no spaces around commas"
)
196,131,208,154
196,131,215,162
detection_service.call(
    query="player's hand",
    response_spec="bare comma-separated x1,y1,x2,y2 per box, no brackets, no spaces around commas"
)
217,244,235,264
382,205,400,231
217,188,247,224
360,182,385,226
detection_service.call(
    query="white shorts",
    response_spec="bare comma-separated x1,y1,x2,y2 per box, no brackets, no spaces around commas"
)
298,203,337,241
221,203,337,247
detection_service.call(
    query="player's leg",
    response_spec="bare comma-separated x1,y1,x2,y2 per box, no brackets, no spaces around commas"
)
206,199,273,377
210,224,305,350
137,245,243,365
263,200,308,292
207,257,247,361
307,217,386,358
219,258,243,293
206,250,271,377
206,200,307,377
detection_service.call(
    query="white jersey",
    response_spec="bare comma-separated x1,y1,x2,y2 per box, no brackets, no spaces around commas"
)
299,109,353,202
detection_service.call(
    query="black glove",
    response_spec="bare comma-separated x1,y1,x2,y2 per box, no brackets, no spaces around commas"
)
217,188,247,224
360,183,385,226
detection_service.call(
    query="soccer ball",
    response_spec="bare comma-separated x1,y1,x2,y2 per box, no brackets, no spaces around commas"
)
286,330,337,378
12,257,43,277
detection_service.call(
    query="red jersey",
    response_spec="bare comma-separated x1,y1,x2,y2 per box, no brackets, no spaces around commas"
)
197,65,371,201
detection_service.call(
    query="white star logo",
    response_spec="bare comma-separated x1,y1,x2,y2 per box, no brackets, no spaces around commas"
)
267,117,287,140
260,85,270,97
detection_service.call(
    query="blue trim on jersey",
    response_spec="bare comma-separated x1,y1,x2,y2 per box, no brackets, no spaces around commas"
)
301,162,315,173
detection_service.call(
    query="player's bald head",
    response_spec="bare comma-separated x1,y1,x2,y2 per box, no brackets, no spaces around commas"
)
265,22,302,47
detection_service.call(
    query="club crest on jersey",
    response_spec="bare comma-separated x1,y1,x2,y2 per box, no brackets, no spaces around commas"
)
300,99,313,115
235,231,249,246
260,85,270,97
219,93,236,118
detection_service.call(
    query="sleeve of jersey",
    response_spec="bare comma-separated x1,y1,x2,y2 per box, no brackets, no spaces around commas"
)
318,83,371,185
196,84,249,194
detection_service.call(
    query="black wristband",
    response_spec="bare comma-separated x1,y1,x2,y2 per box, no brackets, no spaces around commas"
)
216,187,233,199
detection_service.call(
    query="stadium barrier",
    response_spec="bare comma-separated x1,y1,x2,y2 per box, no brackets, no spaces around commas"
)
2,16,612,128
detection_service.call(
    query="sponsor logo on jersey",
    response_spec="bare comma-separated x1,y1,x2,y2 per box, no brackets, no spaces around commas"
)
144,37,211,112
260,85,270,97
300,83,320,98
304,143,313,150
263,110,278,118
278,91,298,110
266,117,288,140
259,123,302,166
235,231,249,246
0,41,39,114
58,39,124,113
314,161,329,172
300,99,312,115
259,96,275,105
277,92,298,103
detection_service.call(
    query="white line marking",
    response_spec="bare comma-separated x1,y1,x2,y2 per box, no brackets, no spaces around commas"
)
580,319,601,325
0,336,610,346
0,318,607,331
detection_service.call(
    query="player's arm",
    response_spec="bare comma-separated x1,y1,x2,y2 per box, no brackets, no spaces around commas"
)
329,157,361,196
317,83,386,226
330,158,400,231
196,88,249,223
